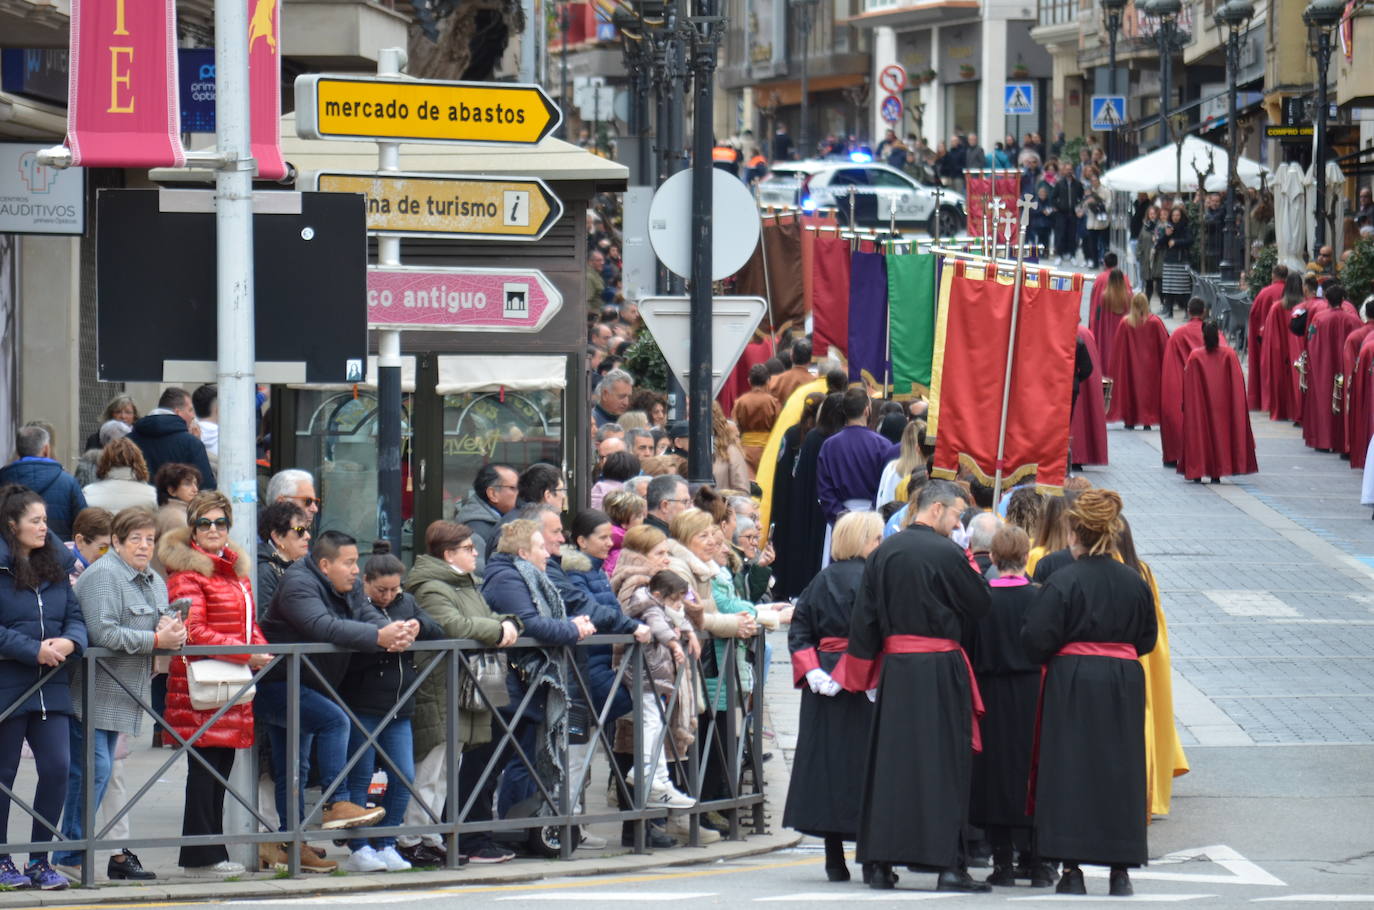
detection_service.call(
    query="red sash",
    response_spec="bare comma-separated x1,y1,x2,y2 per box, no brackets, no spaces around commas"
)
818,637,849,652
1026,641,1139,813
884,635,985,753
789,637,851,686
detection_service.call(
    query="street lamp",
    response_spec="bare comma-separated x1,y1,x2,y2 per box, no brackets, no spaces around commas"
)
1214,0,1254,282
1143,0,1184,149
790,0,820,158
1304,0,1343,252
1101,0,1127,171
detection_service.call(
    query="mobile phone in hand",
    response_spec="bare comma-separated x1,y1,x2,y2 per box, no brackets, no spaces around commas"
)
170,598,192,621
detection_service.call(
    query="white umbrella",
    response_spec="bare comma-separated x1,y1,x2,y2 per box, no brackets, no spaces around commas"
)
1327,160,1346,259
1101,135,1270,194
1274,162,1308,271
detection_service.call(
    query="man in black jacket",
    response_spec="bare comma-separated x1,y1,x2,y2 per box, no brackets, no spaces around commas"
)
644,474,689,535
255,531,417,834
1051,162,1084,261
127,387,217,489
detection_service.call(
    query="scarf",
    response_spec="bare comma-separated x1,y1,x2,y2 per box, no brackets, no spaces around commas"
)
511,557,570,805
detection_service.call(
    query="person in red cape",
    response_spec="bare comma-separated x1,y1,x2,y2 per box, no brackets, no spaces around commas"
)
1247,263,1289,411
1070,326,1108,468
1349,330,1374,472
1298,283,1362,452
719,332,777,415
1159,298,1209,467
1262,273,1306,423
1107,292,1169,429
1090,266,1131,380
1341,299,1374,455
1178,321,1258,483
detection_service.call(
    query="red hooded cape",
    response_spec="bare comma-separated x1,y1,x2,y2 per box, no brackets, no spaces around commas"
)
1070,325,1109,465
1089,271,1131,380
1160,318,1207,464
1349,332,1374,472
1262,302,1303,422
1107,314,1169,427
1341,323,1374,454
1178,345,1258,480
1302,303,1362,451
1247,280,1285,411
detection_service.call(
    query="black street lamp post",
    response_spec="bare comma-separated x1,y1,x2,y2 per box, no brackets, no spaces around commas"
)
1215,0,1254,282
1143,0,1184,150
1101,0,1127,178
1304,0,1343,252
790,0,819,158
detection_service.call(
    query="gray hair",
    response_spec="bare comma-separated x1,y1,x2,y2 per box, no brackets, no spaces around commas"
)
595,369,633,398
624,427,651,449
734,515,756,542
916,479,968,512
967,512,1002,552
15,425,50,458
646,474,687,512
625,474,653,497
596,422,624,443
728,496,754,515
267,469,314,504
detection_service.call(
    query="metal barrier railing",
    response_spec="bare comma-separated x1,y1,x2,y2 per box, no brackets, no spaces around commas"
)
0,632,768,886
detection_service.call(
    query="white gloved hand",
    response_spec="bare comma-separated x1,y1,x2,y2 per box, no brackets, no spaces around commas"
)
805,668,838,695
865,688,878,703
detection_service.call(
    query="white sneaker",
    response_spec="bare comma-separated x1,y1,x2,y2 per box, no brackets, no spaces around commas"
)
182,860,245,878
373,846,412,872
666,815,720,844
578,831,608,850
649,783,696,809
342,845,387,873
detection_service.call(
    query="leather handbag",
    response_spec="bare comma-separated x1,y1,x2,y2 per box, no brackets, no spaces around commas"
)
185,581,258,711
458,651,511,712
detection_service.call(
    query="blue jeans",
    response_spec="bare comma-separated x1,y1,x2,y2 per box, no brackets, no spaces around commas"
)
345,715,414,851
53,726,119,867
254,682,352,829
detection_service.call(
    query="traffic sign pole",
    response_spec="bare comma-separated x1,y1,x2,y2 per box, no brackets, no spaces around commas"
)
688,0,720,485
376,48,404,557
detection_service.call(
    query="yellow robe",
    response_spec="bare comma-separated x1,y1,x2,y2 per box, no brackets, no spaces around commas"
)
1140,561,1189,817
757,378,827,546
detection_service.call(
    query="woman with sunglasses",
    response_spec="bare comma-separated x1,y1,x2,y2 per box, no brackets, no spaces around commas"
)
159,492,271,878
255,502,312,611
65,507,114,586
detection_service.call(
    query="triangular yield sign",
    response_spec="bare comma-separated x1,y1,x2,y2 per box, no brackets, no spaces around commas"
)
638,296,768,398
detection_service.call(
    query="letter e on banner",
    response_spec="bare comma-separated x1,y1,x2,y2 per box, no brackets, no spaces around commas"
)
249,0,286,180
67,0,186,167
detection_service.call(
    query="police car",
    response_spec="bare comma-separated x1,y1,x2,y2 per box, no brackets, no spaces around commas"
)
798,160,965,236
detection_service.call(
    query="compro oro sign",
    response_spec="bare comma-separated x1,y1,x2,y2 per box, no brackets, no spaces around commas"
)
368,265,562,332
312,172,563,241
295,75,561,145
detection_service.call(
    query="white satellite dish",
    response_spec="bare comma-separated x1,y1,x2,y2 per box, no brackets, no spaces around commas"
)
647,168,761,281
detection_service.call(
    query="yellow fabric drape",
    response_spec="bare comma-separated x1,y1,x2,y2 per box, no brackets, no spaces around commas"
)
757,378,827,547
1140,561,1189,817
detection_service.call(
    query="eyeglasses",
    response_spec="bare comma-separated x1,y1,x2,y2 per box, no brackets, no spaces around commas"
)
456,542,478,553
290,496,323,508
288,526,310,536
193,517,231,531
667,497,692,505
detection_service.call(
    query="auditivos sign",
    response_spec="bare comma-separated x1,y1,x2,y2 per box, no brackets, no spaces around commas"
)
68,0,185,167
368,265,562,333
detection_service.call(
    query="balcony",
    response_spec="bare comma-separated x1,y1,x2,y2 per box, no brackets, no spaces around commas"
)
0,0,70,48
282,0,411,70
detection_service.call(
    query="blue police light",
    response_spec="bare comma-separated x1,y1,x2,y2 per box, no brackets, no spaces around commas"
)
801,197,818,212
849,151,873,163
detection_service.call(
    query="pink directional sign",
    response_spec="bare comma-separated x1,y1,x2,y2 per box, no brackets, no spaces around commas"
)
367,265,562,333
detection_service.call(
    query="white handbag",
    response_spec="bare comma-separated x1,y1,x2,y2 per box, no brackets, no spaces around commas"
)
185,582,257,711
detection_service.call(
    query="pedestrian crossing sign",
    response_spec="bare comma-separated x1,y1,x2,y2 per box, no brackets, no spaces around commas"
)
1091,95,1127,131
1004,83,1035,116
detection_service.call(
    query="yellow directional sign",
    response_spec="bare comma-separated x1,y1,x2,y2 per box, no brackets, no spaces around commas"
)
294,75,562,145
311,171,564,241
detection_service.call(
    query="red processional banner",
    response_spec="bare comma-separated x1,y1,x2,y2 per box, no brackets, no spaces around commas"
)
963,170,1021,242
67,0,186,167
249,0,287,180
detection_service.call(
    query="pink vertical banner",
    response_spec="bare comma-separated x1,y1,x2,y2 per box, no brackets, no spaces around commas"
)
67,0,185,167
249,0,286,180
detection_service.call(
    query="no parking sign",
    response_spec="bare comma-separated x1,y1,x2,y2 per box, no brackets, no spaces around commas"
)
880,95,903,124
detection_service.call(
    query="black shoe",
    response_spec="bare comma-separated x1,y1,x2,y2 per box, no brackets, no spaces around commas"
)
1142,425,1152,430
700,811,731,833
1030,861,1059,888
396,843,447,867
938,867,993,893
1124,424,1135,430
107,850,155,881
863,863,897,890
1071,463,1085,472
825,863,850,882
620,827,676,849
986,864,1018,887
1057,867,1087,895
1109,868,1133,897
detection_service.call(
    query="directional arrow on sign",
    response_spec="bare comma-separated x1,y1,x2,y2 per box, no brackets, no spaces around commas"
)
312,171,563,241
295,74,561,145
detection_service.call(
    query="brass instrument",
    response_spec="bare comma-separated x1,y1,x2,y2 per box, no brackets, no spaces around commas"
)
1295,351,1310,394
1333,373,1345,415
1102,376,1115,414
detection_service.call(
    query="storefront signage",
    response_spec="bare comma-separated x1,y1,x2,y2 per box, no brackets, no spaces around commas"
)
0,143,85,235
367,265,562,332
67,0,185,168
314,172,563,241
177,48,216,133
1265,125,1314,140
295,75,561,145
1,49,69,105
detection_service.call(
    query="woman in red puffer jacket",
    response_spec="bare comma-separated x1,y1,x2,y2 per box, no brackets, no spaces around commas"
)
158,491,271,876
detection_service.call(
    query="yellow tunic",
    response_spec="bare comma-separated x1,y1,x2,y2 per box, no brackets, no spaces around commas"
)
1139,561,1189,817
757,378,827,546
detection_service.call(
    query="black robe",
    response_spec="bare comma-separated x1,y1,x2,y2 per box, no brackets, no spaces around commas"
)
1022,554,1158,867
769,424,804,599
833,524,992,869
777,427,832,599
782,558,874,839
1032,547,1074,583
968,579,1041,831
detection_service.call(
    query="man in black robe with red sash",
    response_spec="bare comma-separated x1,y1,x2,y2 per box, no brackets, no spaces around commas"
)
833,480,992,893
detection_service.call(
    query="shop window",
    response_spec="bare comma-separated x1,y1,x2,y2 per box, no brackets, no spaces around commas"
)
440,386,565,518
